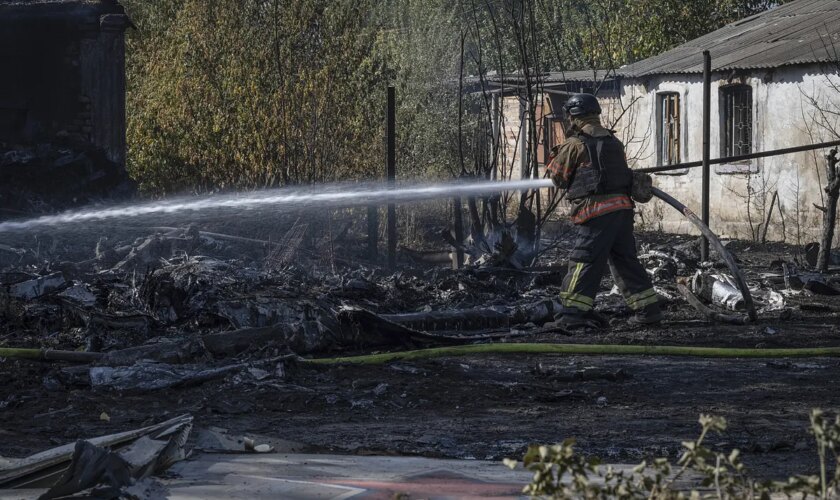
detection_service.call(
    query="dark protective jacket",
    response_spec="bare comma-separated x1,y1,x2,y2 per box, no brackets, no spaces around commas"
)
546,117,634,224
565,132,633,200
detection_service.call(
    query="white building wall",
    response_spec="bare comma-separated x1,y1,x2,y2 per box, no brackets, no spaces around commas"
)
613,64,840,243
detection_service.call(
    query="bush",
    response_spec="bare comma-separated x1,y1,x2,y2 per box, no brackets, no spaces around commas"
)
505,409,840,499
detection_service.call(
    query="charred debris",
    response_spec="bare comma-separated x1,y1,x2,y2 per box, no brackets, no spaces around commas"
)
2,214,840,374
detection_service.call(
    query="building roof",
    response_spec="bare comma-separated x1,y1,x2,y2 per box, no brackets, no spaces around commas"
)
0,0,124,23
619,0,840,77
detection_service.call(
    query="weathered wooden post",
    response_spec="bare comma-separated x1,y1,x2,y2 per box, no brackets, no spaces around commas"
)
817,148,840,272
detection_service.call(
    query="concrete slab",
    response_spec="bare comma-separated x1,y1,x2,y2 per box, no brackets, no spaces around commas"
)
163,453,533,499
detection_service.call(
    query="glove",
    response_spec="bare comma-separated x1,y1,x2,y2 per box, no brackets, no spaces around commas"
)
630,172,653,203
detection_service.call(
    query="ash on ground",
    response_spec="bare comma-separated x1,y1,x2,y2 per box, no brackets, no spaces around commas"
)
1,212,839,481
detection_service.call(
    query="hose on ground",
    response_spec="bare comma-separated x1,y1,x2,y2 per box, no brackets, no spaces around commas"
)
302,343,840,365
0,348,103,363
652,187,757,322
4,344,840,365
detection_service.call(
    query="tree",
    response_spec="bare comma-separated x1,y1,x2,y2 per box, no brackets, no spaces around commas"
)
124,0,386,194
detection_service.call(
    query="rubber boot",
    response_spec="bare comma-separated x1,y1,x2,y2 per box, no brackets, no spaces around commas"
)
627,303,663,326
555,308,608,330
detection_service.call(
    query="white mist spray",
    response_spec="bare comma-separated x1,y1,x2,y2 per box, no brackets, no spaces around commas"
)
0,179,555,232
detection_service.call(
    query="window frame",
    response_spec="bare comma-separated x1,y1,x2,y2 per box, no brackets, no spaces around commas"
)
654,91,687,176
540,94,570,166
657,92,681,166
717,83,756,174
722,84,753,157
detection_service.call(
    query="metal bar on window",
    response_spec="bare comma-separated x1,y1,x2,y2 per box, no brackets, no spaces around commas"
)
723,86,753,157
658,93,681,166
672,94,680,164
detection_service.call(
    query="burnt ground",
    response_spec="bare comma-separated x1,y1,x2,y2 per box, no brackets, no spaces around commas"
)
1,215,840,482
4,324,840,480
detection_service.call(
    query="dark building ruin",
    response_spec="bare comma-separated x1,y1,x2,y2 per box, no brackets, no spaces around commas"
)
0,0,132,215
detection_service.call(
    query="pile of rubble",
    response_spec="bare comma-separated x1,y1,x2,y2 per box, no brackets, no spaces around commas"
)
2,222,838,369
0,223,562,380
0,415,192,499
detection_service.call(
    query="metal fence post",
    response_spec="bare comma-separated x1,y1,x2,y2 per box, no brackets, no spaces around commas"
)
701,50,712,261
386,86,397,269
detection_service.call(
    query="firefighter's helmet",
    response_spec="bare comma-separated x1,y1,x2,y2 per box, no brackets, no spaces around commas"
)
564,93,601,117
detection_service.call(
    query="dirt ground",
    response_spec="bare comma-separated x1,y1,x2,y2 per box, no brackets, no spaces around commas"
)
3,323,840,480
2,219,840,482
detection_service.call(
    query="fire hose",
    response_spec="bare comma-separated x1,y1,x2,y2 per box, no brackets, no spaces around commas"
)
303,344,840,365
652,187,757,322
3,344,840,365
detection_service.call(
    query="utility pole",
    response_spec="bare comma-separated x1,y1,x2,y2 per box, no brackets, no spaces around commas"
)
701,50,712,261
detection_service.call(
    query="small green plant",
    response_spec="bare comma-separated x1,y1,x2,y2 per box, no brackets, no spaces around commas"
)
505,409,840,499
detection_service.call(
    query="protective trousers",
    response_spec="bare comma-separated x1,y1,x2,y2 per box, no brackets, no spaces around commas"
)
559,209,658,313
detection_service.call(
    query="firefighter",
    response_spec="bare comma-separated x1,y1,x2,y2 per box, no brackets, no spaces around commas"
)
546,93,662,329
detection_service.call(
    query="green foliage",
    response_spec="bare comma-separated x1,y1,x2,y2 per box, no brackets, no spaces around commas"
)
375,0,466,180
124,0,386,194
573,0,793,67
506,410,840,499
447,0,794,76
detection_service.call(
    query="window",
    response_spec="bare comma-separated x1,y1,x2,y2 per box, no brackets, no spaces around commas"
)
721,85,752,157
657,93,680,165
537,96,568,165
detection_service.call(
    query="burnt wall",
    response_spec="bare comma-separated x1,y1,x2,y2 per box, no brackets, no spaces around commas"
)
0,5,128,167
81,13,127,168
0,2,132,215
0,24,86,145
